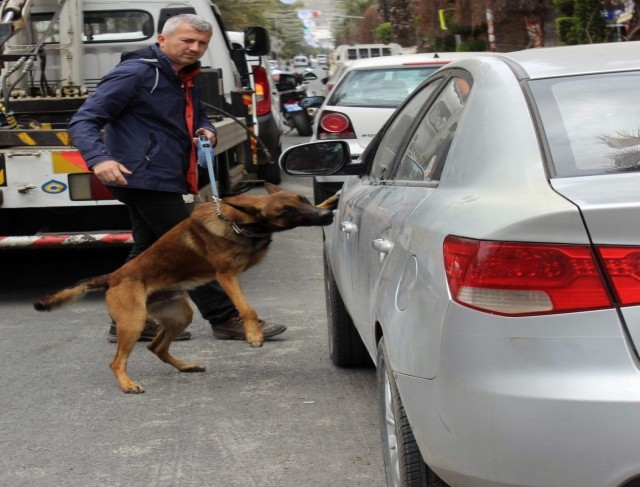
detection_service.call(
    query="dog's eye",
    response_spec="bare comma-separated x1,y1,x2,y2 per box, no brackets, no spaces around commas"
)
299,196,311,205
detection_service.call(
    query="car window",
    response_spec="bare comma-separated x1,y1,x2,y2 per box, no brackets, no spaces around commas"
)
369,78,444,181
394,77,471,182
530,71,640,177
329,66,442,109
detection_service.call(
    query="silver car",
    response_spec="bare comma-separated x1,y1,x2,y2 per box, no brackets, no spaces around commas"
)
281,41,640,487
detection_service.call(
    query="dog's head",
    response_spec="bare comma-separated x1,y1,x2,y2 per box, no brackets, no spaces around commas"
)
223,183,337,232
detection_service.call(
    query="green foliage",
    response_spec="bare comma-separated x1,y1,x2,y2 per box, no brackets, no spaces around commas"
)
556,16,579,44
456,38,487,51
553,0,574,16
374,22,394,43
573,0,607,43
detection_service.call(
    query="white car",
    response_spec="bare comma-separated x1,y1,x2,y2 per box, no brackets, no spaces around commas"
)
308,52,480,203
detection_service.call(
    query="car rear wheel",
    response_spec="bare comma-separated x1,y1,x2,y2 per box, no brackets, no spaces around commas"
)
377,338,448,487
324,250,372,367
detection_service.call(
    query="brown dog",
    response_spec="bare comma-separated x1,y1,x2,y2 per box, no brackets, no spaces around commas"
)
34,183,338,393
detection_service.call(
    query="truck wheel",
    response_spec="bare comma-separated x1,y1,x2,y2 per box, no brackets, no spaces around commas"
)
313,178,342,205
290,111,313,137
377,338,448,487
324,250,372,368
257,162,281,184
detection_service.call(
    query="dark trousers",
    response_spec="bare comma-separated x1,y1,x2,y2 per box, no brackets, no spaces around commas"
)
108,186,237,325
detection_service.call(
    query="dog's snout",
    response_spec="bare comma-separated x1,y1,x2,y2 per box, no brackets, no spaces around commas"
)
319,209,334,225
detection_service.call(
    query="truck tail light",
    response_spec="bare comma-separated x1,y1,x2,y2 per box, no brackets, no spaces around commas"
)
252,65,271,117
68,173,116,201
318,111,355,140
443,236,612,315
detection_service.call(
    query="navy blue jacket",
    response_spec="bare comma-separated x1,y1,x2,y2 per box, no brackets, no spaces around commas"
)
68,44,215,194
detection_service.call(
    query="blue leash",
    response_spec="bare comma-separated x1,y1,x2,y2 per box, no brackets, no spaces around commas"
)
197,135,218,198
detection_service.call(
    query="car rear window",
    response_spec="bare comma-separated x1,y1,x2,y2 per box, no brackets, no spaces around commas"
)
530,72,640,178
328,66,443,108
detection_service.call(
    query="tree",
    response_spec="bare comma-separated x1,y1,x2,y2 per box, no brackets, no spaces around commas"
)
375,21,394,43
388,0,416,46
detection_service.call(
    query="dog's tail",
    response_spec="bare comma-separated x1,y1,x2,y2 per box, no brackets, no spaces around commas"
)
33,275,110,312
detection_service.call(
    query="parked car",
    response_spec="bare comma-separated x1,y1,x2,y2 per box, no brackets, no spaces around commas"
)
280,41,640,487
316,53,329,67
228,31,282,183
307,52,479,203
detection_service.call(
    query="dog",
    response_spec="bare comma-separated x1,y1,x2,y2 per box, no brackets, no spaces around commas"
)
34,183,338,393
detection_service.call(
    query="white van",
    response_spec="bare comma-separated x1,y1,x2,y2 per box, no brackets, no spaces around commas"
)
293,55,310,68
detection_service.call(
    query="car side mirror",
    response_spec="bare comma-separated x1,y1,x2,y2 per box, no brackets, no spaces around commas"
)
280,141,352,176
276,73,297,92
244,26,270,56
299,96,325,109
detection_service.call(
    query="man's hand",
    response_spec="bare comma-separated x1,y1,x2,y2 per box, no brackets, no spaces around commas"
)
92,160,132,185
195,127,217,147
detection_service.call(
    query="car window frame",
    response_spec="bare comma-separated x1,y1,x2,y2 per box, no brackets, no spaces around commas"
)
360,68,472,187
393,72,473,185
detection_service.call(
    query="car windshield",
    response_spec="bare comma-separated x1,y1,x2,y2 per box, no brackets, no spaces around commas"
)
328,66,442,108
530,71,640,177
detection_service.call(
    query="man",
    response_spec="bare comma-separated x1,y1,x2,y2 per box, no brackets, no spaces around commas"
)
68,14,286,342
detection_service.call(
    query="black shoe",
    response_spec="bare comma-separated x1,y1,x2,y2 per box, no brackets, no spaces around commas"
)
212,316,286,340
107,320,192,343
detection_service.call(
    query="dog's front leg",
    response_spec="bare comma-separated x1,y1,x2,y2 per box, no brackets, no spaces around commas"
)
216,272,264,347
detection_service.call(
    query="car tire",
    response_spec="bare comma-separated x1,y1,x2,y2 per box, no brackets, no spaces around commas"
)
313,178,343,205
324,250,372,368
377,338,449,487
257,162,282,184
290,111,313,137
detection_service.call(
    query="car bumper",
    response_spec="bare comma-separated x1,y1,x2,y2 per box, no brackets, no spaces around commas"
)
394,305,640,487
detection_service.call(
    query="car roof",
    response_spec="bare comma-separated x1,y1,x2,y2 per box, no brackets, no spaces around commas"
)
339,52,484,71
484,41,640,79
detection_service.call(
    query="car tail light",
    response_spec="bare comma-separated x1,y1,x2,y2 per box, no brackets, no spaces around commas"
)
318,111,355,140
443,236,612,315
252,65,271,117
597,247,640,306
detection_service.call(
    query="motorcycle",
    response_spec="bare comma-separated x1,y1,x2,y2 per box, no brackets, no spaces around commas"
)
276,72,313,137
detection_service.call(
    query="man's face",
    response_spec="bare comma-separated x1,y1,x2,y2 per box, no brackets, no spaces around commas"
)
158,23,212,70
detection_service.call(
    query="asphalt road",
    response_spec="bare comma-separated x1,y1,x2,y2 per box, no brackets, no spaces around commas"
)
0,133,385,487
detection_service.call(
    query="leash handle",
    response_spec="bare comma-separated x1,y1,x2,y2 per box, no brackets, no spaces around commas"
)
197,135,218,198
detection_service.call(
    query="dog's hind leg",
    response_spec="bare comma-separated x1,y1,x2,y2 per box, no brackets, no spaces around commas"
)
216,272,264,348
107,283,147,394
148,296,206,373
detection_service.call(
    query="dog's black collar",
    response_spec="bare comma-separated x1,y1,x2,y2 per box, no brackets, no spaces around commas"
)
212,197,270,239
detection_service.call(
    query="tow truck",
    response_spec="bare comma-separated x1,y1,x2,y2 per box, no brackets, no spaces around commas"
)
0,0,271,249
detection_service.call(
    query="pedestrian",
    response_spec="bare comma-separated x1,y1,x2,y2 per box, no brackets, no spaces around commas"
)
68,13,286,343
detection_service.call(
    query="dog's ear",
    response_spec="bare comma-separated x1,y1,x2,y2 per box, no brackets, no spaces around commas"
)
264,182,282,195
316,192,340,211
224,201,263,217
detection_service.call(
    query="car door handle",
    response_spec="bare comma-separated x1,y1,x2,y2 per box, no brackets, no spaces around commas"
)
340,221,357,234
372,238,393,254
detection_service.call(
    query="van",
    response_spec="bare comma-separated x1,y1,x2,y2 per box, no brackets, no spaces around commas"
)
329,43,402,75
293,55,310,68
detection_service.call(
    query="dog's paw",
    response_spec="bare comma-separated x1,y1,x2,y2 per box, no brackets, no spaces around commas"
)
246,332,264,348
122,382,145,394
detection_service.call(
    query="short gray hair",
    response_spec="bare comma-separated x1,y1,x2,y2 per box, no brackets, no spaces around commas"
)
162,14,213,36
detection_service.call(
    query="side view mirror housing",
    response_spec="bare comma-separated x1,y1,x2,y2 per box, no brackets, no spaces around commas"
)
280,141,354,176
244,27,270,56
276,73,298,92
